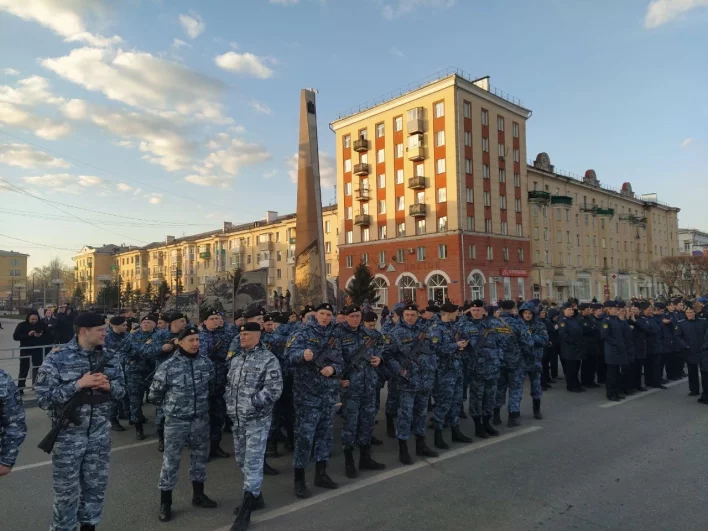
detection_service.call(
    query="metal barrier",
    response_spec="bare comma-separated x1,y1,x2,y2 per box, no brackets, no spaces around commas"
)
0,344,63,390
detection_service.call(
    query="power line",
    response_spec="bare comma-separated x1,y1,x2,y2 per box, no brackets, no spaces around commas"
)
0,232,80,252
0,207,214,228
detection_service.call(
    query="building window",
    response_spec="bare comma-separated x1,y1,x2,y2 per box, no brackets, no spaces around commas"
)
346,255,353,268
417,246,426,261
434,102,444,118
416,219,426,235
361,253,368,265
469,244,476,259
344,135,351,148
485,219,492,233
435,130,445,147
467,216,475,231
428,274,448,303
393,169,403,185
514,173,520,187
324,242,331,254
437,187,447,203
518,248,524,262
516,224,523,237
376,149,385,163
345,206,352,220
396,196,404,211
398,274,417,302
396,248,404,263
438,216,448,232
465,158,472,174
500,195,507,210
481,109,488,126
482,137,489,152
513,148,520,163
397,222,405,237
464,131,472,146
513,122,519,138
466,187,474,203
379,225,387,239
545,251,550,264
376,123,384,137
345,231,353,244
483,164,490,179
503,247,510,261
498,143,505,158
377,174,386,188
377,199,386,214
497,116,504,131
501,221,508,235
324,220,331,233
345,182,352,196
344,159,351,172
438,244,448,259
378,251,386,265
557,231,563,243
394,143,402,158
276,268,282,279
394,116,402,131
436,158,446,174
483,192,491,206
463,101,471,118
515,199,521,212
373,277,387,308
325,262,332,275
499,168,505,182
362,228,370,242
487,246,493,260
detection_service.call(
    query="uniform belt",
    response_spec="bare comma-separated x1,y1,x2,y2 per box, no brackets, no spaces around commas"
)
80,394,111,405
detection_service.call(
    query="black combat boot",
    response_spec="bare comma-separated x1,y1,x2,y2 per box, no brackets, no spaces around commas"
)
79,525,95,531
343,447,358,478
263,460,279,476
492,408,502,426
473,416,489,439
507,411,521,428
158,490,172,522
359,445,385,471
370,435,384,446
234,492,265,514
483,416,500,437
110,418,125,432
192,481,217,508
450,425,473,443
386,415,396,438
433,430,450,450
157,429,164,453
294,468,310,498
398,439,412,465
210,442,230,459
533,399,543,420
230,491,254,531
415,436,439,458
135,422,145,441
266,438,279,458
313,461,339,489
459,407,468,419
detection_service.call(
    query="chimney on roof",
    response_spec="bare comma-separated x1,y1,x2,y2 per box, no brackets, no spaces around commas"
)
166,235,175,244
223,221,233,232
266,211,278,223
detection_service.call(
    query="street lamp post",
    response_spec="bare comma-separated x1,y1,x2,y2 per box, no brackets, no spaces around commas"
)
51,278,63,307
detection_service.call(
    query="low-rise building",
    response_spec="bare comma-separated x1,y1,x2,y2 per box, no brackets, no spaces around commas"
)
678,228,708,256
0,250,29,309
73,244,126,304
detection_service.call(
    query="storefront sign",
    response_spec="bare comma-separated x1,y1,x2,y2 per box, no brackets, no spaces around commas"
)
499,269,528,277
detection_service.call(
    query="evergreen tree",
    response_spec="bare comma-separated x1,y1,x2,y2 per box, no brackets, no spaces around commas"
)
71,285,85,308
133,288,142,306
345,262,379,306
97,281,120,309
123,281,133,306
158,280,170,306
143,282,153,304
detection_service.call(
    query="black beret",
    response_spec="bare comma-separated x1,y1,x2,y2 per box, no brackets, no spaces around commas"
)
304,305,314,312
561,302,573,310
440,302,458,313
109,316,126,326
579,303,590,311
344,305,361,315
337,309,346,315
158,313,169,321
637,302,650,310
240,322,261,332
425,305,440,313
403,304,418,312
233,310,243,320
273,314,289,324
500,300,515,310
654,302,666,309
590,303,603,310
263,314,273,323
178,325,199,340
471,300,485,308
244,307,265,319
617,301,627,309
168,312,185,323
315,303,334,312
363,311,378,322
603,301,617,308
141,314,157,323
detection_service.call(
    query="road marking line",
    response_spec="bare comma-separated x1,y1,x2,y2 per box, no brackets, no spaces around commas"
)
599,378,687,408
213,426,542,531
13,439,157,472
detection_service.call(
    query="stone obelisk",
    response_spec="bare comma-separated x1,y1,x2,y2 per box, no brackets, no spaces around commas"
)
293,89,327,307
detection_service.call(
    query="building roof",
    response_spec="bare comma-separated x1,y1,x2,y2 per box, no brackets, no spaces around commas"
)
0,250,28,257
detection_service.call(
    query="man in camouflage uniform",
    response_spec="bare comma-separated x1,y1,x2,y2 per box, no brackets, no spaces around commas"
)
494,300,534,427
226,322,283,531
515,302,549,419
36,312,125,531
285,302,342,498
200,308,238,459
104,315,132,432
363,311,386,446
0,367,27,477
382,304,403,439
384,303,438,465
457,300,503,438
336,305,386,479
149,325,217,522
428,302,471,450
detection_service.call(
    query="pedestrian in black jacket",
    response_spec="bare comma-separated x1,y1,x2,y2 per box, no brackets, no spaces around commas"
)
543,308,562,385
630,303,653,391
601,301,628,402
54,305,76,344
675,307,708,396
42,307,59,344
12,310,51,391
558,304,584,392
579,304,601,388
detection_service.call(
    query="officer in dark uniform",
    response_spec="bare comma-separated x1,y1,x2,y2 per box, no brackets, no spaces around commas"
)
601,301,628,401
675,307,708,396
579,303,601,388
558,304,584,392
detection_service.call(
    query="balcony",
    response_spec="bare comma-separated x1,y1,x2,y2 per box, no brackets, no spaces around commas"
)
353,138,369,152
353,163,370,176
620,214,648,225
595,208,615,217
408,176,427,190
259,258,275,269
407,118,424,134
409,203,427,217
267,273,276,286
150,272,164,282
354,214,372,226
407,146,425,161
528,190,551,203
289,237,296,244
230,246,244,255
258,239,273,251
551,195,573,207
199,251,211,259
287,256,295,265
355,187,371,201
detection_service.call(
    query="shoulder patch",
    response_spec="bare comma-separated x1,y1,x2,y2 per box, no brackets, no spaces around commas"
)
269,369,279,379
146,339,152,344
602,323,608,328
227,350,234,360
559,322,565,327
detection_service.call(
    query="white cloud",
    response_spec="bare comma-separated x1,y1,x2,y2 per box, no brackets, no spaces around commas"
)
229,41,239,49
179,12,205,39
390,46,405,57
0,75,65,106
65,32,122,48
287,151,335,188
0,102,71,139
3,68,19,76
681,137,694,147
21,172,104,194
381,0,456,19
186,135,271,187
214,51,275,79
270,0,300,4
42,46,228,123
0,144,70,169
184,174,228,188
172,38,192,50
116,182,132,192
644,0,708,28
115,140,135,148
61,98,88,120
250,100,272,115
263,169,277,179
146,193,163,204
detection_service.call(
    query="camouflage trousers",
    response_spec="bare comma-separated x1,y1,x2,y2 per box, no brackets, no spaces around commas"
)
396,390,428,441
232,416,271,495
155,405,165,431
158,414,209,491
110,364,129,421
209,392,226,444
495,366,525,413
384,377,399,417
340,389,377,447
126,369,150,423
50,423,111,531
468,377,497,417
508,368,543,412
432,365,463,431
293,403,334,468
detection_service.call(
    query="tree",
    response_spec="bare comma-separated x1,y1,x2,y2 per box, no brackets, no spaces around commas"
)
133,288,142,306
175,276,184,295
143,282,153,304
71,285,85,308
345,262,379,306
97,280,120,309
649,255,708,297
122,281,133,306
30,256,75,305
158,280,170,306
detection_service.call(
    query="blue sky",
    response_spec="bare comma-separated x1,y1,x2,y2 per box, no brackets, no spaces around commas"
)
0,0,706,270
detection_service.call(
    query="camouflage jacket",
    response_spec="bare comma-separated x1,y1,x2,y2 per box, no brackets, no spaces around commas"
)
428,319,463,373
201,326,238,365
127,329,162,373
0,368,27,467
104,329,132,366
335,323,381,397
519,303,549,370
496,312,534,370
456,318,504,380
383,319,437,393
225,342,282,423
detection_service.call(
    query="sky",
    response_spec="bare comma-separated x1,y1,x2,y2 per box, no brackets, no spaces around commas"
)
0,0,706,270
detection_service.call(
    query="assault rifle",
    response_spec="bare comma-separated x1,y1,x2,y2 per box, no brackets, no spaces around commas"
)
341,336,383,378
399,333,434,382
464,328,491,366
312,337,343,371
38,354,111,454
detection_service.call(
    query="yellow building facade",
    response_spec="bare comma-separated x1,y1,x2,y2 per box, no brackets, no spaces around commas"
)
0,250,29,308
73,245,126,304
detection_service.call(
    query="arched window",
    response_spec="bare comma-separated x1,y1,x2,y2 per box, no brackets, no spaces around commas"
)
398,275,417,303
427,274,448,304
469,273,485,300
373,277,388,308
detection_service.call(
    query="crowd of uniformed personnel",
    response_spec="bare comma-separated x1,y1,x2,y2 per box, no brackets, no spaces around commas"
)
1,294,708,531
